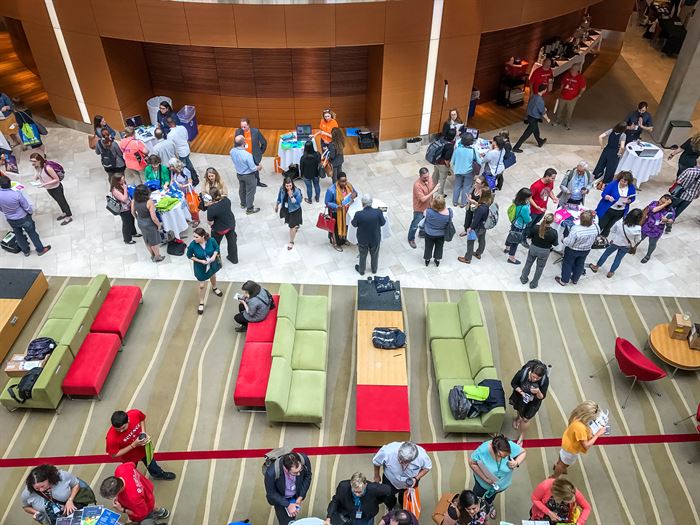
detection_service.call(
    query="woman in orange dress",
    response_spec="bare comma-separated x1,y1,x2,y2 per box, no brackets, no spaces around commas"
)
316,109,339,151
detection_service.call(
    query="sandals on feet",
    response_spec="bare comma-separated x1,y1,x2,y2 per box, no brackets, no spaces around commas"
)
213,288,223,297
60,217,73,226
197,303,204,315
287,241,295,250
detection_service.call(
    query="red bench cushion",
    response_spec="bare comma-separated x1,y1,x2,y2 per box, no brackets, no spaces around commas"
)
244,294,280,343
91,286,142,340
356,385,410,432
233,342,273,407
62,332,121,397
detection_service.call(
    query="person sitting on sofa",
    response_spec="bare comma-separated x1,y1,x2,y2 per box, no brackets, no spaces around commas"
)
234,280,274,333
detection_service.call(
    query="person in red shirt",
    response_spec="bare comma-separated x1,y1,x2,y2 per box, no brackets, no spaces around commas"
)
528,168,558,236
105,409,176,480
554,68,587,129
529,58,553,94
100,462,170,524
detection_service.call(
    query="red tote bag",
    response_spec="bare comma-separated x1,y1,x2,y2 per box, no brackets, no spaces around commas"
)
316,208,336,233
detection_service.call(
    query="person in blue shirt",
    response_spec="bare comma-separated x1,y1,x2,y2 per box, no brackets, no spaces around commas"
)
469,435,526,521
595,170,637,237
230,135,260,214
275,176,303,250
324,172,357,251
505,187,533,264
625,101,653,142
513,83,550,153
451,133,482,207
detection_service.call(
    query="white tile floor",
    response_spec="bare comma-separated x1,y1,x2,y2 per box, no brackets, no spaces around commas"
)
2,124,699,298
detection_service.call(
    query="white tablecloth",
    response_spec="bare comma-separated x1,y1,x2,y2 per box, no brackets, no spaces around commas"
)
135,125,158,153
617,143,663,185
153,197,191,240
346,197,392,244
278,137,318,171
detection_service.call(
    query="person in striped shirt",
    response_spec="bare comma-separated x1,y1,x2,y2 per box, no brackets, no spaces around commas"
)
555,210,598,286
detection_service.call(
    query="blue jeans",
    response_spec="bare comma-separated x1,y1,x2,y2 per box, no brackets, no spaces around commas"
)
407,211,424,242
303,177,321,201
452,173,473,206
561,247,589,284
596,243,628,273
7,215,45,254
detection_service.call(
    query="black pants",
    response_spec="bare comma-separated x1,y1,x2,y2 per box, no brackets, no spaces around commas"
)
273,503,296,525
358,243,380,274
234,303,248,326
599,208,625,237
46,184,72,217
381,474,411,510
212,229,238,263
119,210,137,243
593,150,620,184
513,116,544,149
465,228,486,260
424,234,445,261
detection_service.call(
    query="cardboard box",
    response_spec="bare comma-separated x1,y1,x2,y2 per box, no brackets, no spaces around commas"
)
689,324,700,350
4,354,46,377
669,313,692,340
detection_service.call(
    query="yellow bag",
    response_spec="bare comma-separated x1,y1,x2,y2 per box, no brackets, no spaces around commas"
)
403,487,421,520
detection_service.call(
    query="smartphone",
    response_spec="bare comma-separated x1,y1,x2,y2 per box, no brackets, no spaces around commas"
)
138,432,147,441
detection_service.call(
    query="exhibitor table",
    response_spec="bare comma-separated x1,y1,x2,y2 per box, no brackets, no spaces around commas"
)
617,142,663,186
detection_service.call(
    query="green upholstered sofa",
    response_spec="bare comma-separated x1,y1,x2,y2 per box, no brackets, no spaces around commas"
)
265,284,328,424
1,275,110,411
427,291,505,434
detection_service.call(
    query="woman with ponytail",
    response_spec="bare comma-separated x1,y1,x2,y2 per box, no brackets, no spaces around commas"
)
520,213,558,289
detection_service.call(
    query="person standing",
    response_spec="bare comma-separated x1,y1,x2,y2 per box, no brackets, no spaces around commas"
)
589,209,642,278
460,175,488,236
553,68,586,129
509,360,549,444
131,184,165,263
408,167,438,249
593,122,627,184
469,435,527,521
316,109,339,151
0,91,18,147
520,214,558,289
110,174,140,244
143,155,170,190
529,58,553,94
169,158,199,227
235,117,268,187
512,84,550,153
423,194,453,267
155,101,179,137
187,227,223,315
451,133,481,207
93,115,119,140
555,210,598,286
442,108,465,137
667,159,700,231
528,168,558,235
96,129,125,180
150,128,176,167
263,451,312,525
105,409,176,480
557,162,593,206
327,127,346,183
595,171,636,238
29,153,73,225
530,477,591,525
99,463,170,525
0,174,51,256
457,189,493,265
325,172,357,252
432,128,456,197
207,187,238,264
482,136,506,191
553,401,606,477
119,127,147,185
639,194,674,262
324,472,390,525
372,441,432,511
667,131,700,177
230,135,260,215
233,280,274,332
625,101,653,142
299,140,322,203
166,116,198,186
504,187,532,264
275,176,303,250
351,194,386,276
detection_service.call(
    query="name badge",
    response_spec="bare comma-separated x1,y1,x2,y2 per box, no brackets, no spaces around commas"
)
355,511,363,519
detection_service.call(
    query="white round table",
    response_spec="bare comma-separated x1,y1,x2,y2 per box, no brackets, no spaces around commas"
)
152,193,191,240
278,137,317,171
617,143,663,186
346,197,392,244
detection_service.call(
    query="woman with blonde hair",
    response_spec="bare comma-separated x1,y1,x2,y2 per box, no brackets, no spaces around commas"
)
520,213,558,289
668,131,700,176
530,476,591,524
202,167,228,207
553,401,606,477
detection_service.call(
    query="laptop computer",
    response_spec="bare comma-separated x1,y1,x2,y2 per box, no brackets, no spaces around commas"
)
125,115,143,128
462,127,479,139
637,148,658,158
296,124,312,141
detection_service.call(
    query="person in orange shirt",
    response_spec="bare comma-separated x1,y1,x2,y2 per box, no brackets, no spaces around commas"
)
315,109,339,151
553,400,606,477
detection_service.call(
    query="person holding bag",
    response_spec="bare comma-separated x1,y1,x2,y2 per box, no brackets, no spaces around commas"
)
21,464,96,524
118,127,147,185
324,172,357,252
520,214,558,289
144,155,171,190
530,477,591,525
481,136,506,190
110,174,140,244
327,128,346,183
639,194,674,262
30,153,73,225
458,189,492,265
595,171,636,238
422,195,453,267
325,472,390,525
169,158,200,227
555,210,598,286
589,208,642,278
508,360,549,444
504,187,532,264
187,227,223,315
131,184,165,263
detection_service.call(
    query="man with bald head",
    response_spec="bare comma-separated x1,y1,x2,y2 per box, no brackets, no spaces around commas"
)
230,134,260,214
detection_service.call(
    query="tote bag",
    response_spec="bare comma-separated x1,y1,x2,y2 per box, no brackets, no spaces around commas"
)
316,209,336,233
403,487,422,519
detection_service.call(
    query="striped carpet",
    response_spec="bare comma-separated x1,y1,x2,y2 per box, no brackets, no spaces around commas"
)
0,277,698,525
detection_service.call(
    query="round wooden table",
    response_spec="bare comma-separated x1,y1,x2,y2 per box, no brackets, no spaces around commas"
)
648,323,700,376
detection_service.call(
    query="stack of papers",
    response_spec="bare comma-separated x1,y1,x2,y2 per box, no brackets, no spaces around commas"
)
55,505,122,524
588,409,610,434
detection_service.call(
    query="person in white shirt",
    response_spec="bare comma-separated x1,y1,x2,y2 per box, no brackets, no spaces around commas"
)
482,136,507,190
555,210,598,286
151,128,176,166
589,208,642,278
372,441,432,511
166,117,198,186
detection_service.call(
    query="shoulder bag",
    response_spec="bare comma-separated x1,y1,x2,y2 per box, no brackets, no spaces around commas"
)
445,209,456,242
316,207,336,233
106,194,122,216
470,147,481,176
622,224,641,255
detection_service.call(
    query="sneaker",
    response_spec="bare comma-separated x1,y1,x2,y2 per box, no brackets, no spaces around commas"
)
153,471,176,480
434,259,440,267
246,207,261,215
513,147,524,153
606,271,615,278
240,204,246,209
641,256,650,263
555,276,567,286
235,325,247,332
23,251,30,257
408,240,417,249
38,246,52,256
154,507,170,520
355,264,364,276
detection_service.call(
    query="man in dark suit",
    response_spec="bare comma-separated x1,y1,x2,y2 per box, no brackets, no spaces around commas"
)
351,194,386,275
235,117,268,187
263,451,313,525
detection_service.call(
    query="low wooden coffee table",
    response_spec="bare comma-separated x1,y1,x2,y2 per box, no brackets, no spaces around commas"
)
648,323,700,376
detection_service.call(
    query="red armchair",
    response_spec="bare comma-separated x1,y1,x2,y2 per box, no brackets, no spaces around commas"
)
590,337,667,408
674,402,700,464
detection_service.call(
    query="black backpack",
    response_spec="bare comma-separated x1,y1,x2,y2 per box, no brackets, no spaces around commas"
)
448,386,471,420
100,145,116,168
25,337,56,361
166,239,186,256
372,327,406,349
8,367,43,403
425,138,449,165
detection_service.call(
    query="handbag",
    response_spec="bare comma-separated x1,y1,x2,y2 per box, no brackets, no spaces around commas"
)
432,493,459,525
445,219,456,242
470,147,481,176
316,208,336,233
467,229,477,241
73,479,96,507
106,194,122,216
88,134,98,150
669,182,684,199
321,149,334,177
185,188,201,215
505,228,524,245
403,487,422,519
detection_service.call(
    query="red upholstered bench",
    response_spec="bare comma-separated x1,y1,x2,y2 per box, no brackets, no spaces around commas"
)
91,286,142,340
62,332,121,398
233,342,273,407
356,385,411,446
245,295,280,343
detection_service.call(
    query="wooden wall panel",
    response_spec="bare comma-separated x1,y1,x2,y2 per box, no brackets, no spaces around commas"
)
54,0,98,35
143,43,182,92
185,3,236,47
178,47,219,95
588,0,636,32
4,16,38,75
90,0,144,41
293,49,330,98
102,38,152,111
216,48,256,98
380,42,428,120
475,10,583,102
385,0,432,44
330,47,368,97
233,5,286,48
335,2,386,46
365,45,384,133
62,31,119,108
137,0,189,45
284,4,335,48
21,20,74,101
253,49,293,99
